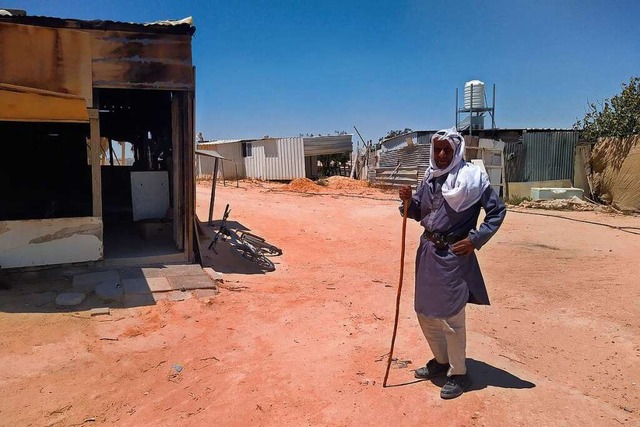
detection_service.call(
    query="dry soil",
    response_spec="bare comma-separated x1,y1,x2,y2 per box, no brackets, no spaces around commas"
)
1,180,639,426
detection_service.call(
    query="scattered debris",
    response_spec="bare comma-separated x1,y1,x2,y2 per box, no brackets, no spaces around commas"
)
391,358,412,369
49,404,72,416
99,337,119,341
82,417,96,423
375,352,388,362
513,196,617,212
172,364,184,373
359,378,376,386
219,284,250,292
373,313,383,321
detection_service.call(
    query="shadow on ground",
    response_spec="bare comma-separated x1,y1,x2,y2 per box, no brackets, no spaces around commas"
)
198,219,282,275
0,263,217,314
387,358,537,391
427,358,536,391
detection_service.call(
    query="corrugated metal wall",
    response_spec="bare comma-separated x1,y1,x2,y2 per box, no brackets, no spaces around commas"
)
196,143,245,179
504,131,579,182
303,135,352,156
378,144,431,180
245,137,305,180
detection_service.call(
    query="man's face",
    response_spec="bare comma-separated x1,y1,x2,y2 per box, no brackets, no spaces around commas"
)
433,138,454,169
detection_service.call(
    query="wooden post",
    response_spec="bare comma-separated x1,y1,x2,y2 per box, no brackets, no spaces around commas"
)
108,139,114,166
121,141,126,166
88,108,102,219
183,90,195,263
171,94,184,251
501,149,509,200
208,158,219,225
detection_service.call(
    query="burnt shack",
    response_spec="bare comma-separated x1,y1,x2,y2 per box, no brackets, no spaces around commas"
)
0,12,197,268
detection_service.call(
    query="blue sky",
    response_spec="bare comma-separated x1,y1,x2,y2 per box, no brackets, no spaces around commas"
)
3,0,639,143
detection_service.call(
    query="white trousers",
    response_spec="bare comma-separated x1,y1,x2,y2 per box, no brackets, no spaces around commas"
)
417,306,467,376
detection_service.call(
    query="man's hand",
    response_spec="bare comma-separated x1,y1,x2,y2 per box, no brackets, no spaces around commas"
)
451,237,475,256
399,185,412,202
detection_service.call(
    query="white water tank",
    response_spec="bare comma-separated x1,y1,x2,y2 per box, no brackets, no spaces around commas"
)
464,80,485,109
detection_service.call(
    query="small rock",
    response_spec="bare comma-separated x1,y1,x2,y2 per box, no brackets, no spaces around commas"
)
56,292,86,307
203,267,224,282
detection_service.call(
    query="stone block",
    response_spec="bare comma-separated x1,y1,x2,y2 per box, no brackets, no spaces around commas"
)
27,291,57,307
122,277,172,294
56,292,86,307
72,270,120,293
167,275,216,291
124,293,156,307
95,282,124,303
167,290,191,302
203,268,224,282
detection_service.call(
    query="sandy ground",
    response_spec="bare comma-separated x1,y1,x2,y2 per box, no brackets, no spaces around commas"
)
1,179,639,426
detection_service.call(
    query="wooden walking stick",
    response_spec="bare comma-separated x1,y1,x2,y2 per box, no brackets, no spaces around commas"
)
383,199,410,387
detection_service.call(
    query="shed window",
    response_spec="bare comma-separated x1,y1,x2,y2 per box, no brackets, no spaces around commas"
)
242,142,252,157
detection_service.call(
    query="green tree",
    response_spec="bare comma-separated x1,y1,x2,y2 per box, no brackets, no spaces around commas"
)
378,128,413,142
574,76,640,141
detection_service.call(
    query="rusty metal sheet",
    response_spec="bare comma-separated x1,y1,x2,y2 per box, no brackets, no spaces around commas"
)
0,22,93,106
0,83,89,122
91,31,194,90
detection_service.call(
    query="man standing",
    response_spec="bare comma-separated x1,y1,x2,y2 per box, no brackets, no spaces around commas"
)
399,127,506,399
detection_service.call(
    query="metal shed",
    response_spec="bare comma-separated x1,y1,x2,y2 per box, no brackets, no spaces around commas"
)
0,12,197,268
197,135,353,181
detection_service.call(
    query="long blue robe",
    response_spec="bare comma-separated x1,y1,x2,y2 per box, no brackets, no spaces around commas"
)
401,173,506,318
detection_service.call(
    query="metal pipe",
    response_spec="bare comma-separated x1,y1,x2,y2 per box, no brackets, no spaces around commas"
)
470,84,474,137
492,84,496,129
455,88,459,130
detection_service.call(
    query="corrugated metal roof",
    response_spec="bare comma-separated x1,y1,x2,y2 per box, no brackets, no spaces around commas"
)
0,14,195,35
197,139,256,147
381,131,434,151
195,149,225,159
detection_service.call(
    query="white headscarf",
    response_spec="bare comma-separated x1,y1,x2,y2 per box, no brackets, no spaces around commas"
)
426,127,491,212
